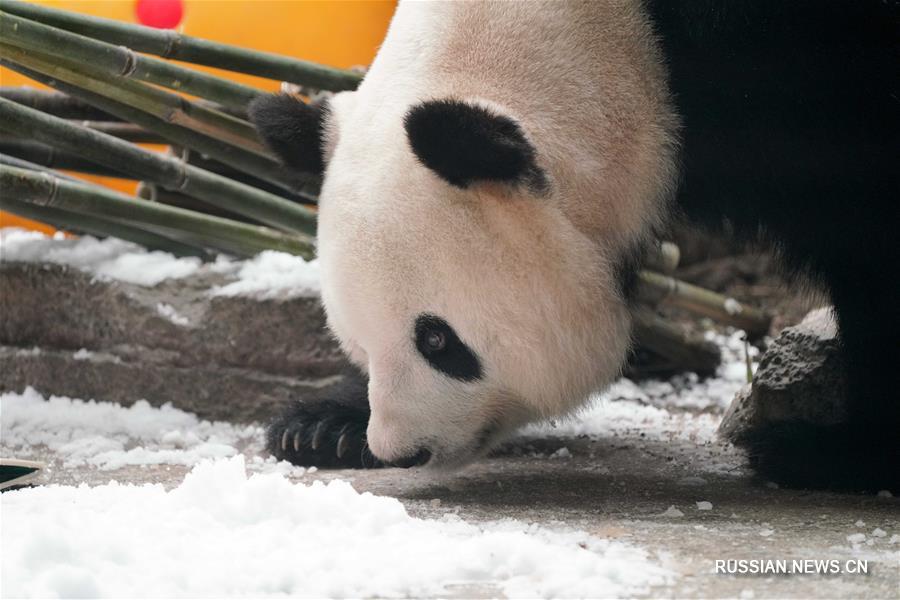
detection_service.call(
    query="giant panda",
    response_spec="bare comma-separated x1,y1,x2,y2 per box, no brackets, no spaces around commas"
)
250,1,899,490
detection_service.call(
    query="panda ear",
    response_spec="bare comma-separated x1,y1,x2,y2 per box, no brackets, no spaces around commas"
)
249,94,328,175
404,99,548,192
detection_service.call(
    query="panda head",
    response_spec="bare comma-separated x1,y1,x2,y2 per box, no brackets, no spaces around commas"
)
251,93,635,468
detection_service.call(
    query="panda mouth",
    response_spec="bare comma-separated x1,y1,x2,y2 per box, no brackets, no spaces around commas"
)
392,447,433,468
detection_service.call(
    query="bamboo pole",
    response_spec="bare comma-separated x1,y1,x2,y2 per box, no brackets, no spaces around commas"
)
0,151,81,181
0,43,268,156
137,182,258,224
0,0,362,92
72,122,166,144
2,62,319,198
0,86,118,120
1,164,314,259
0,97,317,235
0,197,211,259
0,140,127,177
0,11,262,110
636,270,771,337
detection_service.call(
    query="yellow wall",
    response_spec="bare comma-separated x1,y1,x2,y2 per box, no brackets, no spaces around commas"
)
1,0,396,232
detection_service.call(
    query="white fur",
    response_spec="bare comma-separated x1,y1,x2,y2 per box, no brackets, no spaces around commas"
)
317,1,678,465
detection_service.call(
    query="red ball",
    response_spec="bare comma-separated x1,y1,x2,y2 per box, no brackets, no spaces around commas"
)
135,0,184,29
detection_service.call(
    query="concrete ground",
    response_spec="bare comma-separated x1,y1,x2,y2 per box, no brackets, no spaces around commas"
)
17,420,899,599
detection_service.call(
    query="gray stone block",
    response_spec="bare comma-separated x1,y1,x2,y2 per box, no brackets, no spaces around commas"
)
0,262,351,422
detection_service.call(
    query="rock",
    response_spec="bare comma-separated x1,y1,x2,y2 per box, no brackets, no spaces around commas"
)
0,262,352,423
719,307,848,441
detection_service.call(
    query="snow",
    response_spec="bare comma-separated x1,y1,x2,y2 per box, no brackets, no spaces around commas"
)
0,228,319,297
0,228,201,286
696,501,713,511
210,250,321,299
847,533,867,544
1,388,260,471
156,302,190,326
1,389,677,598
660,506,684,518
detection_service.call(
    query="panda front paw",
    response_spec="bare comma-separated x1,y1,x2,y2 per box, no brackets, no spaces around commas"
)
266,401,378,469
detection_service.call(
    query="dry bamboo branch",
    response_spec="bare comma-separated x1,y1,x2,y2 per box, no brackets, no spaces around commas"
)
0,11,261,110
636,270,772,338
0,97,317,235
0,0,361,92
1,164,314,259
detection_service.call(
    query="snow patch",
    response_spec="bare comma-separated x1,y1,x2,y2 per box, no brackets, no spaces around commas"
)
1,456,673,599
0,228,200,286
1,388,260,471
156,302,189,326
696,501,713,511
210,250,320,299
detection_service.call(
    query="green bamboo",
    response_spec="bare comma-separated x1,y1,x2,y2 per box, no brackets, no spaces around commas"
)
0,151,81,181
0,140,127,177
0,43,268,156
0,96,317,235
0,197,210,259
0,86,117,120
1,164,314,259
137,181,258,224
0,11,262,110
2,62,319,198
0,0,362,92
636,270,772,337
71,122,167,144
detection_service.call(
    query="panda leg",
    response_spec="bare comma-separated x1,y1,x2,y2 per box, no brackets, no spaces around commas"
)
740,271,900,492
266,365,379,469
266,366,430,469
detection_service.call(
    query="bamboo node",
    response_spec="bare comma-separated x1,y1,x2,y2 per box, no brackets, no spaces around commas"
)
117,45,137,77
161,30,179,59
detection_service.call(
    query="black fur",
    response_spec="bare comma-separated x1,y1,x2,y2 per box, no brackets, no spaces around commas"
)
414,314,483,382
266,366,428,469
248,93,328,174
404,99,548,191
644,0,900,490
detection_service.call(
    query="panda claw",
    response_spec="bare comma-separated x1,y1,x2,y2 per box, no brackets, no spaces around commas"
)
293,431,302,453
311,421,326,451
281,429,290,452
336,430,350,459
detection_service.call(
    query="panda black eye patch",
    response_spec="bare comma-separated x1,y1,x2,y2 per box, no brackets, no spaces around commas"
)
414,314,483,382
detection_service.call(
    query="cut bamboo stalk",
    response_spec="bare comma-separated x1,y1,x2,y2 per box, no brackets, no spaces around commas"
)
0,197,211,259
636,270,771,338
2,62,319,198
1,164,314,259
0,0,362,92
0,11,262,110
0,43,268,156
646,241,680,274
632,310,721,376
0,86,118,120
0,97,317,235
